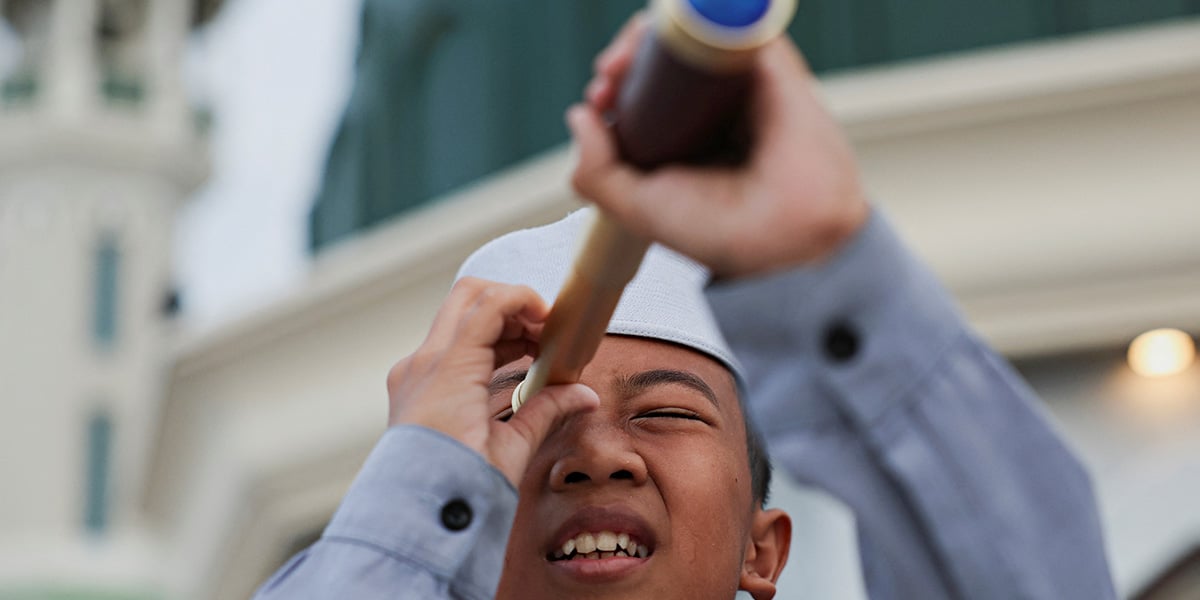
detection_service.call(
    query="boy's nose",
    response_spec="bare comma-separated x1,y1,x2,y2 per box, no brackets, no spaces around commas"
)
548,423,648,491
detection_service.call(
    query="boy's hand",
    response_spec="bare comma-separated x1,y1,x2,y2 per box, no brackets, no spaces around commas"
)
568,15,870,279
386,277,599,487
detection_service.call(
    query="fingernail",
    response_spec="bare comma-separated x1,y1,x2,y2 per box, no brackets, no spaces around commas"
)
594,49,614,72
597,58,614,77
565,105,585,130
585,77,606,104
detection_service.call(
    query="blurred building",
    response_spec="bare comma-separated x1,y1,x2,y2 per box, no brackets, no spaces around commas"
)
3,1,1200,599
0,0,221,598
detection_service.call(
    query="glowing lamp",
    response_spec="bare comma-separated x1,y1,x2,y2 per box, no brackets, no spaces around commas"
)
1127,328,1196,378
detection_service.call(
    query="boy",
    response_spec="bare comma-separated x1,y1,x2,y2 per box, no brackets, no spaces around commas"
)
255,18,1114,600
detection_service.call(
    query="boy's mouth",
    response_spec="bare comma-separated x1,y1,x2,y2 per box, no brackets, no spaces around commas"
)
542,506,659,581
548,530,652,561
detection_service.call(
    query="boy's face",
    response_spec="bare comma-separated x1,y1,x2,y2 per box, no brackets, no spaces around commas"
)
489,335,790,599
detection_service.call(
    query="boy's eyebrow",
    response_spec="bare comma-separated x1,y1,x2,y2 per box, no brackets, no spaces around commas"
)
619,369,719,408
488,368,720,408
488,369,528,397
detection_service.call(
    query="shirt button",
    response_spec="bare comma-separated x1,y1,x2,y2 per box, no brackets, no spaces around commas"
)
440,499,473,532
823,322,859,363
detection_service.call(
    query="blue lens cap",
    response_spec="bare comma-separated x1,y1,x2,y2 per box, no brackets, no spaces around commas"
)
687,0,770,28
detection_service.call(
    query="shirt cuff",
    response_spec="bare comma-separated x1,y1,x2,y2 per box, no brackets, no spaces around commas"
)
324,425,517,599
705,208,966,431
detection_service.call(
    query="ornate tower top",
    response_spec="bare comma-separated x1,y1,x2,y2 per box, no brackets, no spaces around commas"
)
1,0,223,182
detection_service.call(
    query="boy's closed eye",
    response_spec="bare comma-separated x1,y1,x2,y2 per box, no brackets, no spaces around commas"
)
635,408,705,421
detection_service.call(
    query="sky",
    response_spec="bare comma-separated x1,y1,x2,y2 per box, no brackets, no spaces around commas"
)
175,0,361,326
0,18,18,74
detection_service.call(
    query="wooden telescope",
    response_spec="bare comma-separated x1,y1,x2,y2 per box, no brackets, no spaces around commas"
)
512,0,797,412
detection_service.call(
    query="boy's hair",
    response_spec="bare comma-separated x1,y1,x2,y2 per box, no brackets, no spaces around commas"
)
742,396,773,506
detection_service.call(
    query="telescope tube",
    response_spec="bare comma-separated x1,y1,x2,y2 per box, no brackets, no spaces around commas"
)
512,0,797,412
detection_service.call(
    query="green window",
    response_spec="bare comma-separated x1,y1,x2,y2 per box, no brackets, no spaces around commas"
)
93,236,119,349
84,410,113,534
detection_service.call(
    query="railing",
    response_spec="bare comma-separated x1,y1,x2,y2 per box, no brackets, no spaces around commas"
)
309,0,1200,251
0,68,147,110
101,69,144,107
1,70,37,107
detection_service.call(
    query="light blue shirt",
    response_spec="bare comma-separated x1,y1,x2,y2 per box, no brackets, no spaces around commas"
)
254,211,1115,599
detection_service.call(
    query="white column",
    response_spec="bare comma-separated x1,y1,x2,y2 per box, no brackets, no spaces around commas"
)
45,0,99,120
145,0,192,140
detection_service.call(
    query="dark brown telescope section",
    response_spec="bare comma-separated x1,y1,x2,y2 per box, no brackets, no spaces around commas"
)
614,34,754,169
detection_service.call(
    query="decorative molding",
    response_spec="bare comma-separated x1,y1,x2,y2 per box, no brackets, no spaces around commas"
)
823,18,1200,141
0,113,211,192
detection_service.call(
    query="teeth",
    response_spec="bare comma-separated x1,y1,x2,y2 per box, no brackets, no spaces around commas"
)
596,531,617,552
555,531,651,561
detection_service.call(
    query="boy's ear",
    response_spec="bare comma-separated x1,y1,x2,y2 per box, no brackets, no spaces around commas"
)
738,508,792,600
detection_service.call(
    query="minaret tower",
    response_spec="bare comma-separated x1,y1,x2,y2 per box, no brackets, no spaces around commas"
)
0,0,221,595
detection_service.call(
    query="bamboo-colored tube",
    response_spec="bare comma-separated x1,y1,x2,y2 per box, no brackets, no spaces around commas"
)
512,212,649,410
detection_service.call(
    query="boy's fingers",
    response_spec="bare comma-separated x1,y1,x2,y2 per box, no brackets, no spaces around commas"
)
566,105,640,216
454,284,546,348
594,12,649,77
588,14,650,111
422,277,492,349
567,105,716,243
497,383,600,483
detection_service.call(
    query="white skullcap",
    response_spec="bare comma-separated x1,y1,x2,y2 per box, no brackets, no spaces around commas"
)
455,208,741,378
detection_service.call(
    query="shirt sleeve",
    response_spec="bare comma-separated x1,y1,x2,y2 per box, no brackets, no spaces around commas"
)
252,425,516,600
705,209,1116,600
